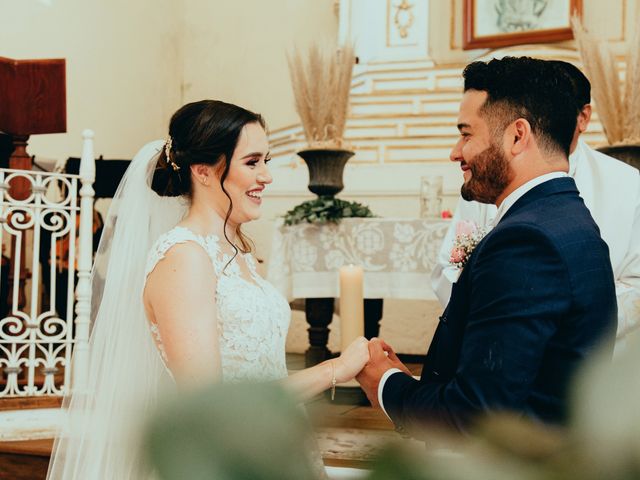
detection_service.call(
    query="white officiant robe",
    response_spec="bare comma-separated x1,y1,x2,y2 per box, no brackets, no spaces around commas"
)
432,139,640,348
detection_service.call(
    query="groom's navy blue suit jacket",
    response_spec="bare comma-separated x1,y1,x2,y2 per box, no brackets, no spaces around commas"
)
383,177,617,433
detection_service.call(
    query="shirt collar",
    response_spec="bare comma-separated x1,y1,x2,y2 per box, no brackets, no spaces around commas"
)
568,138,585,176
491,171,569,226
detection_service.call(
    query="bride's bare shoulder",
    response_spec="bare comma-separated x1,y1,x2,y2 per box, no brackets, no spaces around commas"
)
145,240,217,301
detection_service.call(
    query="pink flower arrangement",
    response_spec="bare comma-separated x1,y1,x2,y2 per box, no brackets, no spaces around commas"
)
449,220,486,269
450,246,466,264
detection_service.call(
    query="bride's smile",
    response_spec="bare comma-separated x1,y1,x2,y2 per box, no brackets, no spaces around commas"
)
190,121,272,231
221,121,272,224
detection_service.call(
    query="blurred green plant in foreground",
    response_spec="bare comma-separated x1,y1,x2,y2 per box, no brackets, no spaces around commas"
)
143,383,320,480
365,334,640,480
143,334,640,479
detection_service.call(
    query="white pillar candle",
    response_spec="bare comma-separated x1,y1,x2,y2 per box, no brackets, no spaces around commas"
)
339,264,364,352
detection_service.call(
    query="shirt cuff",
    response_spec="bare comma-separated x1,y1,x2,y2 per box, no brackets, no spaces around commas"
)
378,368,403,421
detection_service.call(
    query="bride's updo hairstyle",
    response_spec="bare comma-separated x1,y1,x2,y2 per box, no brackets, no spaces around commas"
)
151,99,266,256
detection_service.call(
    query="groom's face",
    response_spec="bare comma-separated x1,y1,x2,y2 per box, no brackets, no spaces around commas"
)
451,90,514,205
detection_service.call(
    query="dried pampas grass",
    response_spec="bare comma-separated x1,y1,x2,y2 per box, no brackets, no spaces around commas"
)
572,15,640,145
287,43,355,149
623,20,640,143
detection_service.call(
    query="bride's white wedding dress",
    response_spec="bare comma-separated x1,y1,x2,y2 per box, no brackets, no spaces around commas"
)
146,226,329,479
144,226,291,382
47,141,332,479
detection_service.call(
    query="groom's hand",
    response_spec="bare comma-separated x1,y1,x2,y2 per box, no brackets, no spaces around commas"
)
378,339,412,376
356,338,410,408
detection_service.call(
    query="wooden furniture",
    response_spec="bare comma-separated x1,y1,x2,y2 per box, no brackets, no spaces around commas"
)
0,56,66,310
0,439,52,480
0,56,66,198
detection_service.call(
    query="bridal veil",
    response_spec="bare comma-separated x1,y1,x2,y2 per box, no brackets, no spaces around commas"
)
47,140,188,479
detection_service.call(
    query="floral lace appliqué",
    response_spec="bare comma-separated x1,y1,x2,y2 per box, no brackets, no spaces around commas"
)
144,226,290,383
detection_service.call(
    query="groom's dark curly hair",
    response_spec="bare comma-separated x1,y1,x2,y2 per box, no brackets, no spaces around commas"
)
463,56,577,158
551,60,591,110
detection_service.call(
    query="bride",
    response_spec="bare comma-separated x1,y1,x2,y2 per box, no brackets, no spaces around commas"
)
47,100,370,479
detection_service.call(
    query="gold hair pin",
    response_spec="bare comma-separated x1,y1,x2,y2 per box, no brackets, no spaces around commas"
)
165,137,180,171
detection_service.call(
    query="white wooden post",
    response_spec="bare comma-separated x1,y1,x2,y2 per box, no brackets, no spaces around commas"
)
72,129,95,392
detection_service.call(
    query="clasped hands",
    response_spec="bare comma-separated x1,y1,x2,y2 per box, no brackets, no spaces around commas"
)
335,337,411,407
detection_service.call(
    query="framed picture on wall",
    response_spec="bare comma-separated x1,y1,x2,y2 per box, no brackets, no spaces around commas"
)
463,0,583,50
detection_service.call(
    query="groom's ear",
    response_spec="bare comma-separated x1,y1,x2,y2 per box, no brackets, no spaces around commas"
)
508,118,531,156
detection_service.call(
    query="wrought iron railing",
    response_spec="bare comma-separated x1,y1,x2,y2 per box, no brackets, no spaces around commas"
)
0,130,95,397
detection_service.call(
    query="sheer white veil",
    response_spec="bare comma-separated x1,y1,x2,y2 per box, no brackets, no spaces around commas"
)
47,140,188,479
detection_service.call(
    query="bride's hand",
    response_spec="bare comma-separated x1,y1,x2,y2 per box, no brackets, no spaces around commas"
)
334,336,369,383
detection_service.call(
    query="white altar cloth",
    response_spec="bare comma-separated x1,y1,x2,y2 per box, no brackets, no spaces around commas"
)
267,218,451,301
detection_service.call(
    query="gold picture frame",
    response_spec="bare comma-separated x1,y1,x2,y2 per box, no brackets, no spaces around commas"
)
463,0,583,50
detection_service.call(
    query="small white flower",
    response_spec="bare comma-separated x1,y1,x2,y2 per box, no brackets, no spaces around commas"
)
449,221,486,270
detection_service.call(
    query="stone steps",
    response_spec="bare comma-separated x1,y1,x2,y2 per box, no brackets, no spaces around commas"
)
269,45,609,176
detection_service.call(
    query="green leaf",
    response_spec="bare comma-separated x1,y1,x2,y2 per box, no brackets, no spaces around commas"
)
282,196,375,226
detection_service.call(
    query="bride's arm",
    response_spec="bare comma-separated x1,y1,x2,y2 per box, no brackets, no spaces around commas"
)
282,336,369,401
144,242,222,388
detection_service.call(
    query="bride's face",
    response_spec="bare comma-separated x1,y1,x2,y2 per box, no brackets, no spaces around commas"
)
217,122,272,225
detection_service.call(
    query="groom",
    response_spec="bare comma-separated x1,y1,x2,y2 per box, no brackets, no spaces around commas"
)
356,57,617,434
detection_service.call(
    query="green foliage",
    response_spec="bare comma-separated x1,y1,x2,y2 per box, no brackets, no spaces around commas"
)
144,383,319,480
283,196,375,226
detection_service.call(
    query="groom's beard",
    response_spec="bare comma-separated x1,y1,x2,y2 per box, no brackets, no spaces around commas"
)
461,143,514,205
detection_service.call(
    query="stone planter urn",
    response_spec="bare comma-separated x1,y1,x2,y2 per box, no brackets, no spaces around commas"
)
297,148,355,197
596,144,640,170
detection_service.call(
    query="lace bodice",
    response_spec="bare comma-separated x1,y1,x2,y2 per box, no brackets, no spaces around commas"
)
144,226,291,383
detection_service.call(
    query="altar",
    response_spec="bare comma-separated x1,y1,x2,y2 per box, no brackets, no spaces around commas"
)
267,217,450,366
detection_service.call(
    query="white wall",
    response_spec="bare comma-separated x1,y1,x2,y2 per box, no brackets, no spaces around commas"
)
0,0,184,160
1,0,634,159
182,0,338,130
0,0,338,160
